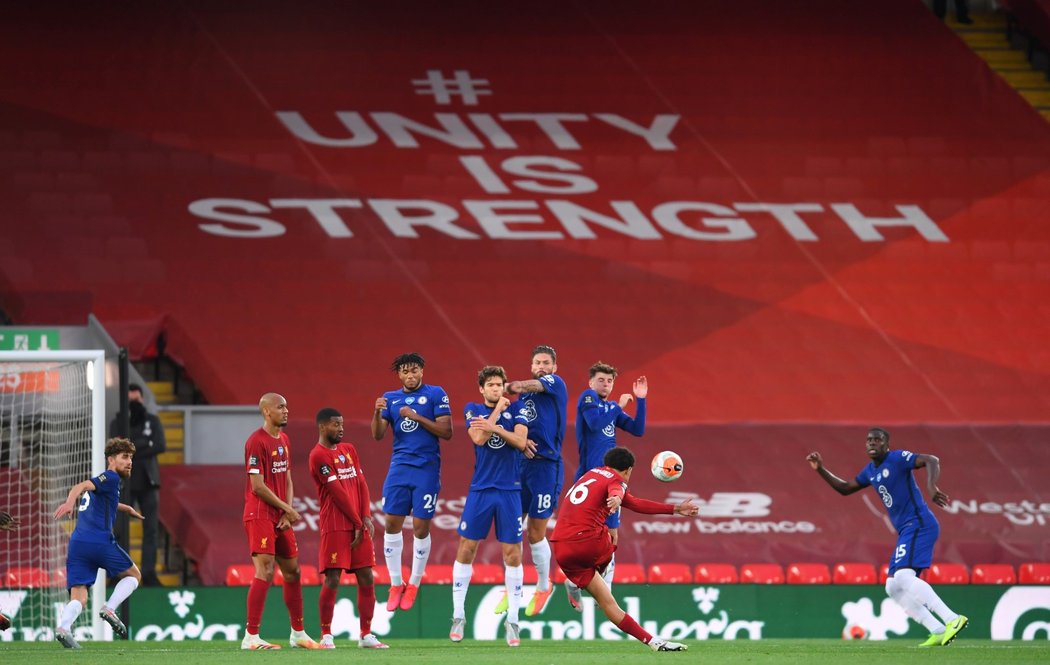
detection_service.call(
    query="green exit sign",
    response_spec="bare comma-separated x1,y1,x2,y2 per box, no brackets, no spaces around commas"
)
0,328,60,351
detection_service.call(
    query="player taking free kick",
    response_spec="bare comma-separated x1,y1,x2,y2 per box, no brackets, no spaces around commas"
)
807,427,968,647
551,447,697,652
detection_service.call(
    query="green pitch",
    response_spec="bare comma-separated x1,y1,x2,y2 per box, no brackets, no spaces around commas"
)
0,640,1047,664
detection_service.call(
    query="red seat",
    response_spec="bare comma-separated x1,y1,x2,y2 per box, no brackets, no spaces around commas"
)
879,564,890,584
552,565,567,584
425,564,454,584
647,563,692,584
1019,563,1050,584
614,563,646,583
52,568,68,588
694,563,738,584
833,562,877,584
4,567,51,588
298,564,320,586
925,563,969,584
971,563,1016,585
472,563,503,584
225,564,256,586
739,563,784,584
370,566,410,587
787,563,831,584
523,566,538,584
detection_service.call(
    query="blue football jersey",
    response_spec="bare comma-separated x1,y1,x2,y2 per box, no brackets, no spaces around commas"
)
464,401,527,491
380,383,451,468
855,449,937,533
575,389,646,479
71,469,121,544
517,373,568,461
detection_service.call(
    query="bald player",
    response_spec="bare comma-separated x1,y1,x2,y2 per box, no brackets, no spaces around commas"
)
240,393,319,650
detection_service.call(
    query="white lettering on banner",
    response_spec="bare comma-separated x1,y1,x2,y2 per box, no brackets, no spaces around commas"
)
941,499,1050,526
192,198,949,243
990,587,1050,640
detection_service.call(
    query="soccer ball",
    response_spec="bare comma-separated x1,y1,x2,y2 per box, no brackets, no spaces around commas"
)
843,624,869,640
650,450,683,482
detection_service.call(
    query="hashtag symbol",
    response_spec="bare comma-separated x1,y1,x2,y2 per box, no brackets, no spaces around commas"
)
412,70,491,106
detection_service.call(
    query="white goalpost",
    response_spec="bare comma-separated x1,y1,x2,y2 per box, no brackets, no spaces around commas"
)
0,350,107,642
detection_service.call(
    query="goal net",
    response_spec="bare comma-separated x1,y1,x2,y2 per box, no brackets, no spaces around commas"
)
0,351,106,642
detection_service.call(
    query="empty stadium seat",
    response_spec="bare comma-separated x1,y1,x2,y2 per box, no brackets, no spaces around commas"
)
4,567,51,588
787,563,831,584
879,564,890,584
925,563,969,584
298,565,320,586
523,566,538,585
552,565,567,584
614,563,646,584
833,562,877,584
1018,563,1050,584
225,564,256,586
694,563,738,584
472,563,503,584
739,564,784,584
648,563,692,584
425,564,454,584
970,563,1016,585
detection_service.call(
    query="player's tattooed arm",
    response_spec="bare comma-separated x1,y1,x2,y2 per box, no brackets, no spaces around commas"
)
806,452,863,495
506,379,545,394
914,453,949,508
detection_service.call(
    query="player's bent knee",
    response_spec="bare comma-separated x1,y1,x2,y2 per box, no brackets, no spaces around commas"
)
884,577,896,597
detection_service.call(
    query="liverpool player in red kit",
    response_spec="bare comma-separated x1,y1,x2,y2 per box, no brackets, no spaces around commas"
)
309,408,389,649
551,447,698,652
240,393,319,650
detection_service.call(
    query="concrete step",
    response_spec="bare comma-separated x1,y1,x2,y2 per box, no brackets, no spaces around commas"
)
979,50,1030,68
158,411,185,426
147,381,176,404
961,33,1009,49
157,451,184,465
1000,70,1050,87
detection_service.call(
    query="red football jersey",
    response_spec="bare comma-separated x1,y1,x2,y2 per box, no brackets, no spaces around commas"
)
552,466,673,542
242,427,291,523
309,441,370,533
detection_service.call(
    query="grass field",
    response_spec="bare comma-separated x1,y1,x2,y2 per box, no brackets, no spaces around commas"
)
0,639,1048,664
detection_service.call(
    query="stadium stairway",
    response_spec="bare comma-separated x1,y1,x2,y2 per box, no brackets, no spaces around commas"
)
951,10,1050,121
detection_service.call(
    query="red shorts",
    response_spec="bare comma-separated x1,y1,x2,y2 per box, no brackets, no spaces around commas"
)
244,519,299,558
552,537,615,590
319,529,376,572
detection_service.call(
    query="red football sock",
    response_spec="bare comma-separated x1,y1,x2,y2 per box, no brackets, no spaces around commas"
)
358,583,376,636
246,578,269,634
283,578,305,631
616,613,653,644
319,585,337,634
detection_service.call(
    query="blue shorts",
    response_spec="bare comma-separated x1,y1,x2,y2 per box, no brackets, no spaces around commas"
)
66,539,134,588
889,520,939,576
382,464,440,519
606,509,621,529
458,488,523,544
520,458,563,519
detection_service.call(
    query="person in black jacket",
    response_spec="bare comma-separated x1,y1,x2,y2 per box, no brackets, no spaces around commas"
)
109,383,166,586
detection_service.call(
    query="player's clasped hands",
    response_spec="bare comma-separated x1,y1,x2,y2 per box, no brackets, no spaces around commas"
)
350,528,363,548
674,499,700,516
398,406,417,420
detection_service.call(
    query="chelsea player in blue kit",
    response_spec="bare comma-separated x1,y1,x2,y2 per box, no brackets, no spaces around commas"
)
371,352,452,612
564,362,647,609
450,366,537,646
52,438,145,648
505,344,568,616
807,428,968,647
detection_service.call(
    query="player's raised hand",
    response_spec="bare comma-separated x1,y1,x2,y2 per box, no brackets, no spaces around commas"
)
53,501,75,521
930,487,949,508
495,396,510,412
674,499,699,516
633,376,648,399
618,393,633,408
0,511,19,531
374,397,387,412
806,452,824,470
351,528,363,548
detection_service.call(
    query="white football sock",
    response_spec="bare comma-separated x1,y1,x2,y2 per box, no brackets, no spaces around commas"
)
452,561,472,620
530,539,551,592
58,599,83,631
602,554,616,590
505,564,524,624
409,534,431,586
106,576,139,610
909,576,959,623
892,569,945,633
384,533,404,586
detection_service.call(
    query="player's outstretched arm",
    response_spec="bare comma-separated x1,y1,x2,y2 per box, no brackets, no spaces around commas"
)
914,453,949,508
806,452,863,496
506,379,546,395
54,480,95,519
118,503,145,520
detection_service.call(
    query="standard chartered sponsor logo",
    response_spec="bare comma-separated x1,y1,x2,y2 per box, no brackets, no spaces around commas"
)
990,587,1050,640
471,586,763,641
